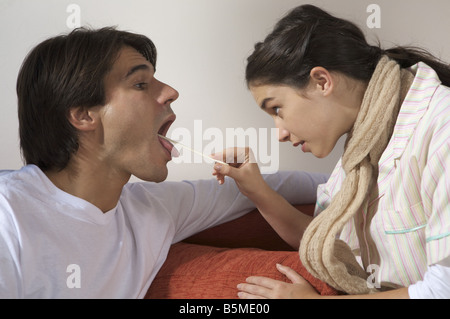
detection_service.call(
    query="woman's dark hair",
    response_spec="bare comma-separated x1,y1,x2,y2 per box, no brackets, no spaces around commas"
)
16,27,157,171
246,4,450,89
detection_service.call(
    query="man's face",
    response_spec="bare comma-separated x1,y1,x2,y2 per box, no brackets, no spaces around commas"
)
98,46,179,182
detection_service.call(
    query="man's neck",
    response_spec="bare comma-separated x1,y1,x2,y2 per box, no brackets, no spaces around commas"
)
44,160,130,213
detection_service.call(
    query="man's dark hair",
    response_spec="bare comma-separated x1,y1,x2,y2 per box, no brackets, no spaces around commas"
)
16,27,157,171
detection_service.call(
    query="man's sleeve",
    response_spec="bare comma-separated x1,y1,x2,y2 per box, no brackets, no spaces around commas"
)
168,170,329,244
0,213,22,298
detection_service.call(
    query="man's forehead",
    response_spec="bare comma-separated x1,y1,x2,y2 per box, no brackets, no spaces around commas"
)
102,46,155,89
113,46,155,76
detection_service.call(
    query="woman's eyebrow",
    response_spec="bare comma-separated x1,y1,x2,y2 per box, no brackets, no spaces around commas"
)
260,97,274,110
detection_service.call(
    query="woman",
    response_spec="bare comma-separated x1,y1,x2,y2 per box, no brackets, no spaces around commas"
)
213,4,450,298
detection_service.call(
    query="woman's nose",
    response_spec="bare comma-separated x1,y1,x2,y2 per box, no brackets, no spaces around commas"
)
277,126,290,142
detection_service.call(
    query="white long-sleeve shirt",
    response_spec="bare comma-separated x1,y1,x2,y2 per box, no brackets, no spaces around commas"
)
408,257,450,299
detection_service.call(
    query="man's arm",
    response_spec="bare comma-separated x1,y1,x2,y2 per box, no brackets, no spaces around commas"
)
0,218,22,298
162,169,327,245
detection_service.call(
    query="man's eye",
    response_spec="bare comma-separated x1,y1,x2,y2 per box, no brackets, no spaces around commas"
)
135,83,147,90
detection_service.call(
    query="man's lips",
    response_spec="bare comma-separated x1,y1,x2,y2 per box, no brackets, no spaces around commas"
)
157,114,176,137
157,114,179,158
159,135,180,158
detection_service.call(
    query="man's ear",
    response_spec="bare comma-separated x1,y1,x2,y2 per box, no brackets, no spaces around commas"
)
309,67,334,96
68,106,101,131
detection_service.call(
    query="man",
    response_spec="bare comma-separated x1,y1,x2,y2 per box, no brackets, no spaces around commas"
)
0,27,327,298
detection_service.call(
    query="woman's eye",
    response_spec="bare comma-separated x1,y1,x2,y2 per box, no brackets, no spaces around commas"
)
273,107,280,115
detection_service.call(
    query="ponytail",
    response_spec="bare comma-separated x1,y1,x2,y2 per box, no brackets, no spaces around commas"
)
383,46,450,86
246,5,450,88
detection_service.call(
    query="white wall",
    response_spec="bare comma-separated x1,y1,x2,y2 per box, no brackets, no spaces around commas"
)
1,0,449,181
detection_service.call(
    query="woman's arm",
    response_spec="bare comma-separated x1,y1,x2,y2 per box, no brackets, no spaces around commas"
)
238,183,313,250
212,148,315,249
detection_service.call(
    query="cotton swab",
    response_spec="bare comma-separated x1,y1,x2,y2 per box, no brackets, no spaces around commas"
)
158,134,229,166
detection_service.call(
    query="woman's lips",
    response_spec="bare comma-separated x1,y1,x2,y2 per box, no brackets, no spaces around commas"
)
293,141,306,152
301,142,307,152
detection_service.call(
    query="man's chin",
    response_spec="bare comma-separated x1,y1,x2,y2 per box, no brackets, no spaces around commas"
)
134,167,168,183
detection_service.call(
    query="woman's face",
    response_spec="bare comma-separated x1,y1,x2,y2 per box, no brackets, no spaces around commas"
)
249,68,365,158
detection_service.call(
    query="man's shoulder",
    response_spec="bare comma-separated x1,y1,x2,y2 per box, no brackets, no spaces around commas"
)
0,169,17,183
0,169,22,196
0,170,15,177
0,165,47,205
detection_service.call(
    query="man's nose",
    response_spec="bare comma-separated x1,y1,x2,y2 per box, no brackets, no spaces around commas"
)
157,80,179,106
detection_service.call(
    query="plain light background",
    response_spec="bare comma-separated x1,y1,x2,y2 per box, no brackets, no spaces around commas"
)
1,0,449,181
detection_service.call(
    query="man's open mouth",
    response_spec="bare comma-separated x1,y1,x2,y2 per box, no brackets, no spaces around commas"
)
157,116,175,137
157,115,179,158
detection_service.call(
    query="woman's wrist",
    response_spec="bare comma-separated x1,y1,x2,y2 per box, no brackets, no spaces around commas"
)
245,180,279,208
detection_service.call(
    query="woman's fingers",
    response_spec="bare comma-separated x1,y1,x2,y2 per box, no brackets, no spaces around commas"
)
276,263,304,284
211,147,256,165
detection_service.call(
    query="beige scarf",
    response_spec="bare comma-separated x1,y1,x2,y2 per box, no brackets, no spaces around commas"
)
299,56,414,295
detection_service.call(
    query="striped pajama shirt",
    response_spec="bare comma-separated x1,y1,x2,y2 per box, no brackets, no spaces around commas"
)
315,62,450,290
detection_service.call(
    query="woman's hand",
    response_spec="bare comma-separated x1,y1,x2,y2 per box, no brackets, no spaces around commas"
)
237,264,320,299
211,147,313,250
211,147,271,200
238,264,412,299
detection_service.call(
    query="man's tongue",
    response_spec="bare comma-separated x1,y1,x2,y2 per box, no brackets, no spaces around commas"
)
159,136,180,158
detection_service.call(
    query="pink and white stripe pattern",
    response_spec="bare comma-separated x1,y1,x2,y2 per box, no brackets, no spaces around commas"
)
315,62,450,287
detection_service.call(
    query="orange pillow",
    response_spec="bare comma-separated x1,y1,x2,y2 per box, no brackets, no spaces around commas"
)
145,242,337,299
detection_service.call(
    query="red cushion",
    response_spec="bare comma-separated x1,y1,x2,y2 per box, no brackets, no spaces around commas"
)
145,242,337,299
183,204,315,251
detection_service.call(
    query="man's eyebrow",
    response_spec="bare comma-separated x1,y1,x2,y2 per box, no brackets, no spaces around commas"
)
260,97,274,110
124,64,152,79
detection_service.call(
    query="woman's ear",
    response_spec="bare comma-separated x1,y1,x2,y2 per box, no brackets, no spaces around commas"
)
309,67,334,96
68,106,101,131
